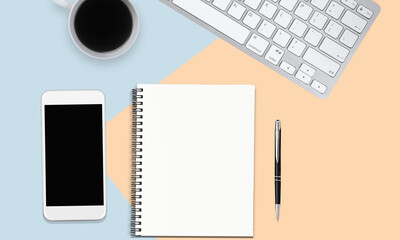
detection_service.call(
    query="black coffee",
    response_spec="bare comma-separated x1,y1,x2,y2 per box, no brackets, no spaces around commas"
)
74,0,133,52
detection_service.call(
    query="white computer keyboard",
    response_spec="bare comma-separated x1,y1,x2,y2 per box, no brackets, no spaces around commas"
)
160,0,380,99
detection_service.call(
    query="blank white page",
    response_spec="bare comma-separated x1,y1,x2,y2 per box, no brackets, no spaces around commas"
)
137,84,254,237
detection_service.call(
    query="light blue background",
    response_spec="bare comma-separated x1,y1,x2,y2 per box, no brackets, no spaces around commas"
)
0,0,216,238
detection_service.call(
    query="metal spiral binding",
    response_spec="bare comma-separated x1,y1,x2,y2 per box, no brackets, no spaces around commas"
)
131,88,143,237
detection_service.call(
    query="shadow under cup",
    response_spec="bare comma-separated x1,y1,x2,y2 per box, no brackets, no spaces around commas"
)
70,0,139,59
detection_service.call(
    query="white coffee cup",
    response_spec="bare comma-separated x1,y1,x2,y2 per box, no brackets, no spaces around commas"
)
53,0,139,59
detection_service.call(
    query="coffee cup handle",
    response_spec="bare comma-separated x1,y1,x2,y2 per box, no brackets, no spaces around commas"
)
53,0,74,10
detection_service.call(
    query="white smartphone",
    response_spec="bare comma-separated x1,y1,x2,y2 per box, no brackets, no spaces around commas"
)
41,90,106,221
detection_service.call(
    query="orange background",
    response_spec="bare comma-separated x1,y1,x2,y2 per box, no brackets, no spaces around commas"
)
107,0,400,239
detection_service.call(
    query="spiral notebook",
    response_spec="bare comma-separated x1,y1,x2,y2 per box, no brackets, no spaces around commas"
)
131,84,255,237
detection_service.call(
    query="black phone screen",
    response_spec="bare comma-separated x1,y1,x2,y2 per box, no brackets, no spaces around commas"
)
44,105,104,206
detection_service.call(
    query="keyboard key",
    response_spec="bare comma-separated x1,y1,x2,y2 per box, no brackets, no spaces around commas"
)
296,70,312,84
319,37,349,63
243,11,262,29
311,80,327,93
325,20,343,39
265,45,284,65
259,1,278,19
340,29,358,48
326,1,345,19
213,0,231,11
280,0,298,12
244,0,262,9
288,38,306,56
280,61,296,74
274,10,293,28
341,10,367,33
295,2,313,20
304,28,322,46
173,0,251,44
311,0,329,10
273,29,291,47
246,34,270,55
289,19,307,37
258,20,277,38
303,48,340,77
341,0,357,9
300,63,316,77
228,2,246,20
310,11,328,29
357,5,373,19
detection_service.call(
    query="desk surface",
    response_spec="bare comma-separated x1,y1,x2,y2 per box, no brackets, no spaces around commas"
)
1,0,399,239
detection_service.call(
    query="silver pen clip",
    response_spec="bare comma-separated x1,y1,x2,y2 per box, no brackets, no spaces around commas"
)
275,120,281,163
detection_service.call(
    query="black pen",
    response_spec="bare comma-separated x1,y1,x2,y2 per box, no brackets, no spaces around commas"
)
275,120,281,221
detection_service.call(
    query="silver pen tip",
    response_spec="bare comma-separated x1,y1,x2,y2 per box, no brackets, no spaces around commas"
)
275,120,281,130
276,204,280,221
